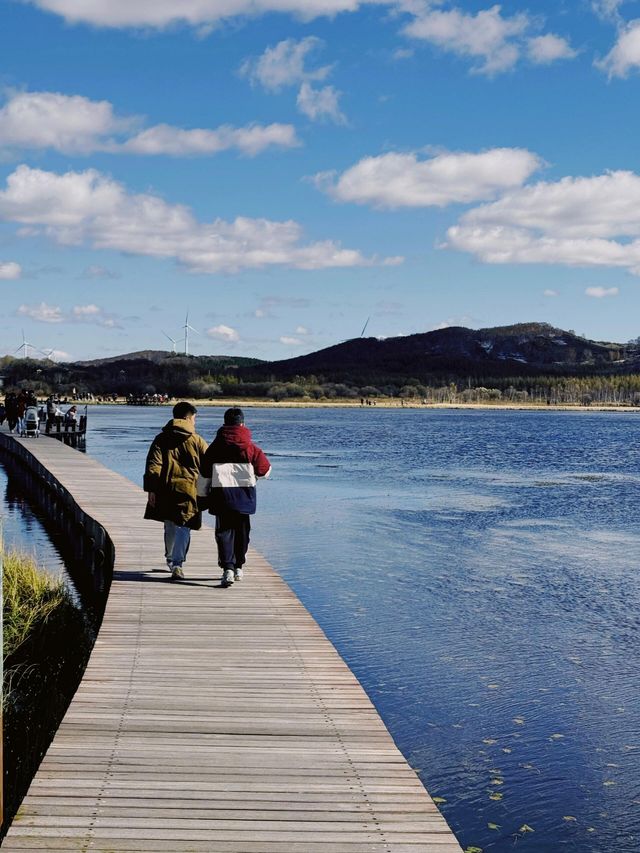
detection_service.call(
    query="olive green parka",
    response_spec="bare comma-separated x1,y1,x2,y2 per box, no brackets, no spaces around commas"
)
143,418,208,529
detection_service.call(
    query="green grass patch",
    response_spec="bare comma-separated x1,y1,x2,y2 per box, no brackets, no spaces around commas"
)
3,549,71,664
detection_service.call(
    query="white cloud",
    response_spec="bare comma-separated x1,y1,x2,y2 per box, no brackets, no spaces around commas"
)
446,170,640,275
22,0,380,29
316,148,542,208
18,300,122,326
123,122,299,156
586,286,619,297
18,302,64,323
207,324,239,342
528,34,577,65
280,335,304,345
402,5,577,74
0,90,298,156
597,20,640,77
0,165,391,274
241,38,346,124
543,288,558,297
297,82,346,124
72,304,121,326
295,325,309,334
240,37,331,91
0,261,22,279
403,5,530,75
0,90,131,154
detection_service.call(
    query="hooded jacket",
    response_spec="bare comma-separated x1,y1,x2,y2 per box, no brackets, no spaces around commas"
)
197,424,271,515
143,418,208,528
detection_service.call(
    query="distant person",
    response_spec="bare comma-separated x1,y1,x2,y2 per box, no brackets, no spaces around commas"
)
65,405,78,427
198,407,271,588
143,401,208,580
16,390,28,435
45,395,56,433
5,392,18,433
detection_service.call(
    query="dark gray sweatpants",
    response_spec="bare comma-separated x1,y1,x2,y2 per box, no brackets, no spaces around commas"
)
215,510,251,570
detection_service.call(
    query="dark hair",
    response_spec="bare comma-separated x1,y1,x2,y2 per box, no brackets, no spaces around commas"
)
224,407,244,426
173,401,197,419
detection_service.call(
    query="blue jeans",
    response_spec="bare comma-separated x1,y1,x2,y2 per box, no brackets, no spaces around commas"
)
164,521,190,568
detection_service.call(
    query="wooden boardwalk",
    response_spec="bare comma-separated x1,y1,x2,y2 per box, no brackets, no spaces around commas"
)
2,435,462,852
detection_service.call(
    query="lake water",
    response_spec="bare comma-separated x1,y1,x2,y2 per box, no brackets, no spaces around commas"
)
0,459,69,585
83,405,640,852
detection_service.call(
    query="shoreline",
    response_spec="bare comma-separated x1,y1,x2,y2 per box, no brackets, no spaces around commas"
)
87,399,640,413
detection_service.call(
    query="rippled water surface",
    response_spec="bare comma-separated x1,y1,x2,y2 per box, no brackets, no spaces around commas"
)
85,405,640,852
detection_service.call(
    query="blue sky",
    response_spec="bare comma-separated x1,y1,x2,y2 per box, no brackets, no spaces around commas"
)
1,0,640,361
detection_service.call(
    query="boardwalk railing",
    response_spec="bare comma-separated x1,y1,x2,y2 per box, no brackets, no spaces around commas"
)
1,433,462,852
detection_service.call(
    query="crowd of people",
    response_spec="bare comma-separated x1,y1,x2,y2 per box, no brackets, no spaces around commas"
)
0,391,81,435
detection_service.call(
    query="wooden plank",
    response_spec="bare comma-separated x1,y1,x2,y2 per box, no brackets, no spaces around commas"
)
1,432,462,852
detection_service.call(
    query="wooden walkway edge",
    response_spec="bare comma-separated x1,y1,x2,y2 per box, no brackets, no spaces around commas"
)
1,434,462,852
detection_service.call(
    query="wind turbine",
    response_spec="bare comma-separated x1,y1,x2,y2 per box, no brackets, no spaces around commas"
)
182,311,200,355
13,330,36,359
162,330,177,353
38,347,56,363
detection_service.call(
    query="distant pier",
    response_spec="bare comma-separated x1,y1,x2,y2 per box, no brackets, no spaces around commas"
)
1,433,462,852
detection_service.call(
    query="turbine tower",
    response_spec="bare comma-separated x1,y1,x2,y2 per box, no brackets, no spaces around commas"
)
13,330,36,359
182,311,200,355
162,330,178,353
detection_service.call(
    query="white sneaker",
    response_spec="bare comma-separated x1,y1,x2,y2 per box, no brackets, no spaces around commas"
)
221,569,234,587
234,568,243,581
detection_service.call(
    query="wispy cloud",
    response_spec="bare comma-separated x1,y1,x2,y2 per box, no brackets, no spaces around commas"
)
18,302,64,323
315,148,542,208
122,122,300,156
297,82,346,124
586,286,619,297
17,301,122,326
402,5,576,75
254,295,312,318
80,264,120,279
0,165,398,274
240,36,331,91
242,38,346,124
0,90,299,157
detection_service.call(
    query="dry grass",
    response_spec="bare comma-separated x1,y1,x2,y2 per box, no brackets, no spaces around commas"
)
3,549,70,661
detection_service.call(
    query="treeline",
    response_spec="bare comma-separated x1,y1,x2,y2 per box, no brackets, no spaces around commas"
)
213,373,640,405
4,355,640,405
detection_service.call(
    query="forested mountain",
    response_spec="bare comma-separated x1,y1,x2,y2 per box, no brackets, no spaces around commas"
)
2,323,640,404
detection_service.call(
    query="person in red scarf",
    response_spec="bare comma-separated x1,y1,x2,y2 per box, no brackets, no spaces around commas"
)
198,408,271,588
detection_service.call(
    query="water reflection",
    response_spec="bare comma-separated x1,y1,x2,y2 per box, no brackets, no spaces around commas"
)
0,460,68,582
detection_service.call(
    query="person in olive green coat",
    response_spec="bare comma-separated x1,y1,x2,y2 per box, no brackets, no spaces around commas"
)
143,401,208,580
